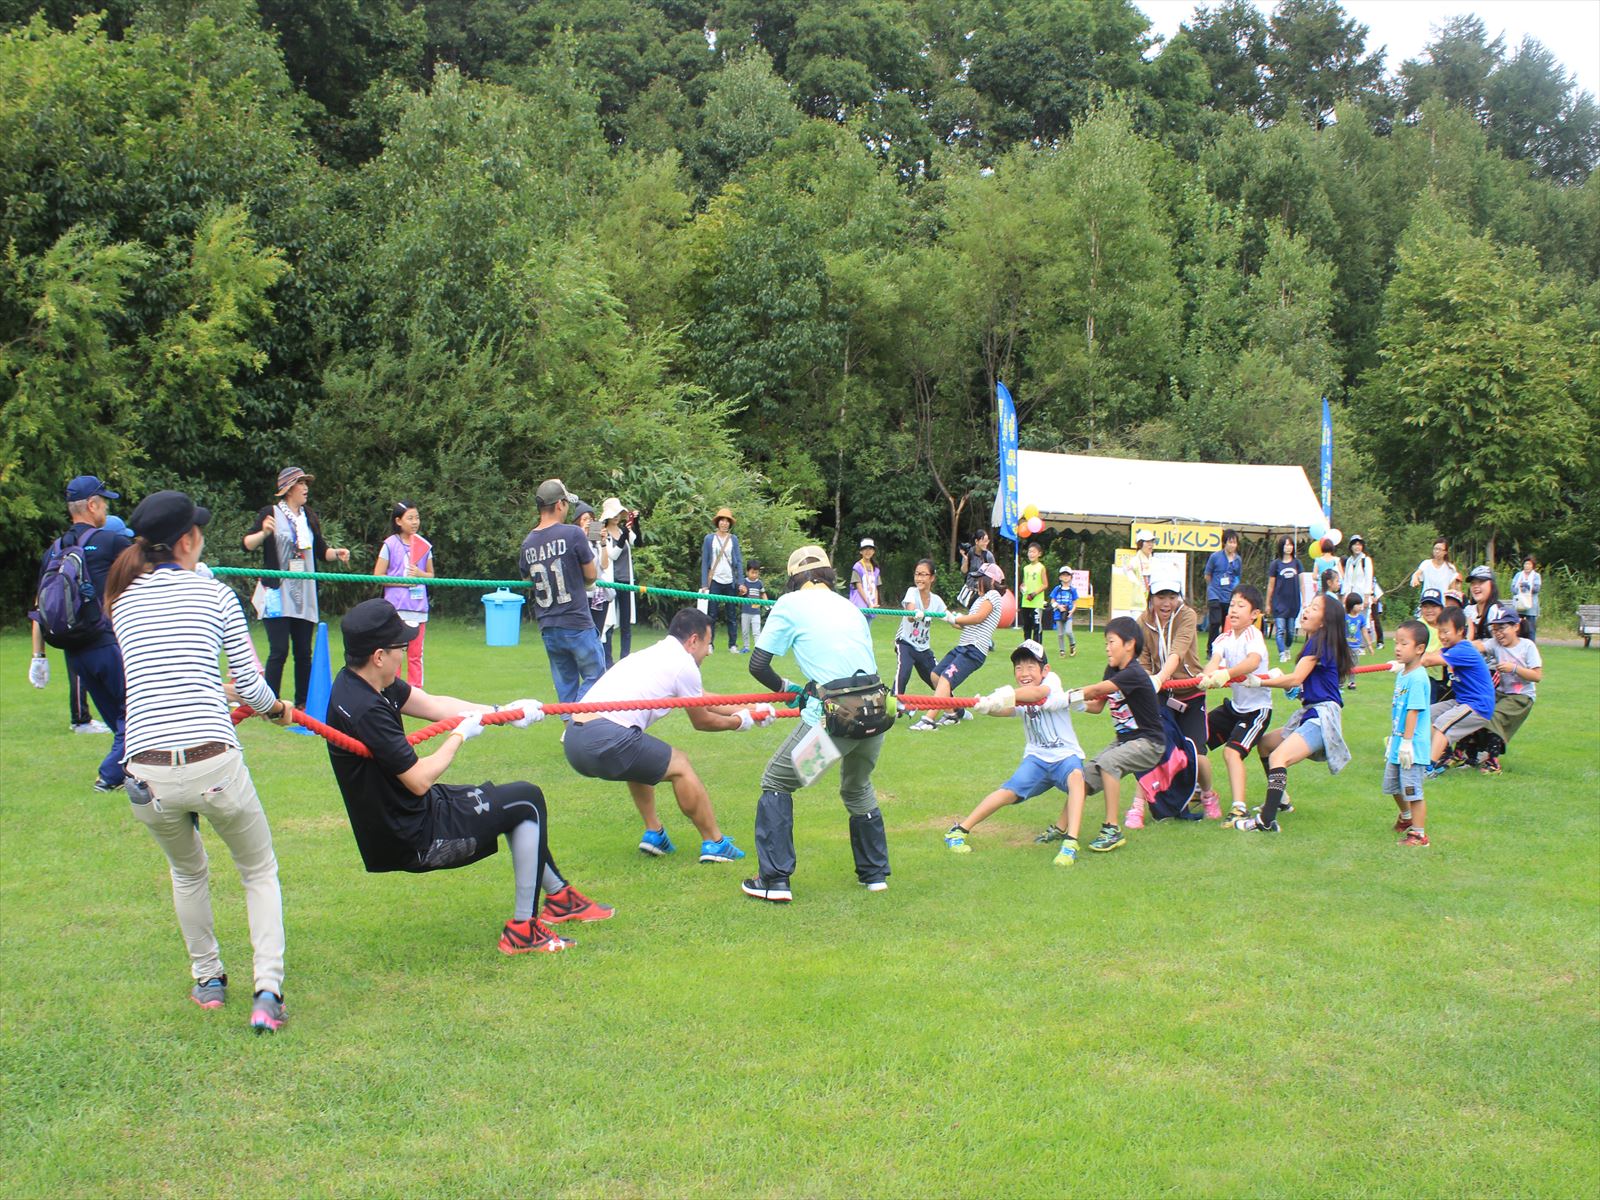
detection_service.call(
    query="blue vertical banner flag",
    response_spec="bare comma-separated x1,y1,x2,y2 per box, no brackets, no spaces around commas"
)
1320,395,1333,521
997,381,1020,541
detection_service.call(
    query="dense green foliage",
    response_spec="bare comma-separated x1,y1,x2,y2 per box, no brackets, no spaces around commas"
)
3,0,1596,611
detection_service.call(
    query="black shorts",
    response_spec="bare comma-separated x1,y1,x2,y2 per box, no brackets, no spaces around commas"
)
408,780,545,872
1165,690,1208,751
1206,701,1271,755
562,717,673,785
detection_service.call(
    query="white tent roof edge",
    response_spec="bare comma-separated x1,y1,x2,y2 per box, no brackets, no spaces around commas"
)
990,450,1327,538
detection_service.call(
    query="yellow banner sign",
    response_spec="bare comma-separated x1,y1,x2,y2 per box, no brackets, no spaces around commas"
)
1131,523,1223,553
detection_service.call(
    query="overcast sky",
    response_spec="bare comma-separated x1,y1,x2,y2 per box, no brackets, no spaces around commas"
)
1139,0,1600,100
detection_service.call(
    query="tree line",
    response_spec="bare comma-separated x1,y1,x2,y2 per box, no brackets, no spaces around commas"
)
3,0,1596,615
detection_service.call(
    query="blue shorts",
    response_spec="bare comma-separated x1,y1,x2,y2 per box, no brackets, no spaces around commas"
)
936,645,988,690
1001,754,1085,802
1285,709,1327,758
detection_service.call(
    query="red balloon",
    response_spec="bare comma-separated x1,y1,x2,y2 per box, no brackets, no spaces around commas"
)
998,588,1018,629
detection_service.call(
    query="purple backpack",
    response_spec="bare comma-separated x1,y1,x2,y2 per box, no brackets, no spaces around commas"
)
30,528,109,649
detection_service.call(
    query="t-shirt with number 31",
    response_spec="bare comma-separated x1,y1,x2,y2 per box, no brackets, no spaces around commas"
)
519,522,596,631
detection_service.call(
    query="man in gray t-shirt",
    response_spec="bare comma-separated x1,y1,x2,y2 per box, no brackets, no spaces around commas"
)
519,479,602,710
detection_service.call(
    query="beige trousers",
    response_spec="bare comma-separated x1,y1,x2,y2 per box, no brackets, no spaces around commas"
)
126,747,284,996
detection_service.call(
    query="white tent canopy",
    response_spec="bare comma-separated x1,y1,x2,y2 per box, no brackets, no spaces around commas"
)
993,450,1327,537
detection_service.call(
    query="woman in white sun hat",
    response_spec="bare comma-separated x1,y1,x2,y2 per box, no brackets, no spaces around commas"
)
849,538,881,619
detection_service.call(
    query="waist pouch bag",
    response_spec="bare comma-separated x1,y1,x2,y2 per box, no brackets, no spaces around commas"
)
817,672,896,739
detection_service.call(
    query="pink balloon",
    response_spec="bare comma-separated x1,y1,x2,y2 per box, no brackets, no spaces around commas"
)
998,588,1018,629
1027,516,1043,533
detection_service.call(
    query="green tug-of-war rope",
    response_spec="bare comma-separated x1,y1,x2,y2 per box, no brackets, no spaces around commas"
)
206,565,921,618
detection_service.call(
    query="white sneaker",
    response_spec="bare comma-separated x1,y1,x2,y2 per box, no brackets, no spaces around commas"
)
862,880,888,892
71,720,111,735
909,717,940,732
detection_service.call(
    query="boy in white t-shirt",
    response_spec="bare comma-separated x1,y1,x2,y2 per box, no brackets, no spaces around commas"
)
942,640,1089,865
1198,585,1271,822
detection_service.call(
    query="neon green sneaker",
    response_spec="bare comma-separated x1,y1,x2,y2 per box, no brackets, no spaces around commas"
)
944,825,972,853
1053,837,1079,868
1089,823,1126,853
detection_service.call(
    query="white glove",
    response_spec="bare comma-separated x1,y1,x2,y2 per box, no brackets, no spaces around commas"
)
29,655,49,689
1042,688,1086,712
1202,668,1231,690
749,704,776,728
1239,673,1262,688
507,699,544,727
1386,660,1404,673
973,685,1015,716
737,709,756,732
1398,741,1415,770
943,612,960,626
453,712,484,741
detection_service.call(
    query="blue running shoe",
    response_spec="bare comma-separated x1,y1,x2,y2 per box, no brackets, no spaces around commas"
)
639,828,675,856
1285,685,1302,701
1423,762,1447,781
698,835,745,863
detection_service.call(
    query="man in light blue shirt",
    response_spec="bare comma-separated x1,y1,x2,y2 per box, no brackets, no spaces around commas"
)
746,545,888,902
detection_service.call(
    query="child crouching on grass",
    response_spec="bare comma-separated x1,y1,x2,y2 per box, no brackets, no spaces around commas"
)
1384,621,1432,847
1417,607,1497,780
1198,585,1270,823
1032,617,1164,859
943,640,1086,863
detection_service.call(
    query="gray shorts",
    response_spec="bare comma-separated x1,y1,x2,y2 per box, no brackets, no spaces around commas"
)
1082,737,1165,796
1382,760,1424,803
1431,701,1490,745
562,717,673,785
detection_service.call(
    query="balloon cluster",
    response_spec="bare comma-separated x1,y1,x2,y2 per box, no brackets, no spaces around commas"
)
1016,504,1044,538
1308,520,1343,546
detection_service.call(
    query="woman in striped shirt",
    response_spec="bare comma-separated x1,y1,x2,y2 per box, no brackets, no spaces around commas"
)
106,491,295,1034
910,562,1005,731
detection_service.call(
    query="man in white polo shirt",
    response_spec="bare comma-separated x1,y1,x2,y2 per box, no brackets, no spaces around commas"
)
562,607,775,863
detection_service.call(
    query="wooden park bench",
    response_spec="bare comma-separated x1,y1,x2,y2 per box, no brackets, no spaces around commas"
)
1579,605,1600,648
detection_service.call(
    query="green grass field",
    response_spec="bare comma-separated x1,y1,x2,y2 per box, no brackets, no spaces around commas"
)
2,616,1597,1198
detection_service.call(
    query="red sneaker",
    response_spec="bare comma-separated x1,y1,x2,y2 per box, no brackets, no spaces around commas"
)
1393,814,1413,832
539,885,616,924
498,918,575,955
1399,829,1430,847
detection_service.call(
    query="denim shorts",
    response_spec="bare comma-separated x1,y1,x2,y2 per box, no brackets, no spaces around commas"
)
1287,710,1327,757
1382,760,1424,802
1001,754,1085,801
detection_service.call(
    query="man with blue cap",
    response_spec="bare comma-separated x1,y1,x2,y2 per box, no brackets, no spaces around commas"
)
29,475,134,790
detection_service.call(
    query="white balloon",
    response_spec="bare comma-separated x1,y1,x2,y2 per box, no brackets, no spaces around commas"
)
1327,527,1343,546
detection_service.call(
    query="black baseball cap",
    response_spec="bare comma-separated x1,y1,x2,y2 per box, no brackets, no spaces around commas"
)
128,490,210,548
341,598,422,659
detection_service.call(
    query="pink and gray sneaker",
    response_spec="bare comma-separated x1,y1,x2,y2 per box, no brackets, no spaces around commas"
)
249,991,286,1034
1123,799,1146,830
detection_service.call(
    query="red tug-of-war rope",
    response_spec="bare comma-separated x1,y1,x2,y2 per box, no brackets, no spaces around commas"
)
232,665,1393,758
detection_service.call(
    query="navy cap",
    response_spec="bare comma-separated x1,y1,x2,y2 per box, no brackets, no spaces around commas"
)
66,475,118,502
128,490,210,549
1487,603,1520,625
341,598,422,660
1419,588,1444,607
1468,565,1494,582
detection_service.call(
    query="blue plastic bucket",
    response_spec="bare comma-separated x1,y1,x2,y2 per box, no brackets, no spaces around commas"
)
482,589,525,647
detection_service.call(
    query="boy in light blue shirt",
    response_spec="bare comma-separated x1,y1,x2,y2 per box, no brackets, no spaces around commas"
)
1048,567,1078,657
1384,620,1433,846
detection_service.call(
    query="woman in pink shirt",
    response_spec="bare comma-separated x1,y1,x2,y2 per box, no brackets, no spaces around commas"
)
373,500,434,685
